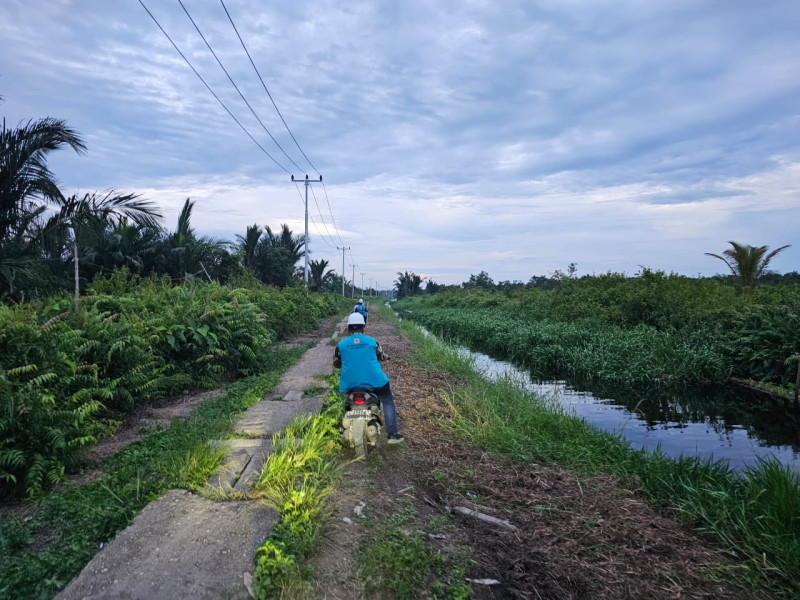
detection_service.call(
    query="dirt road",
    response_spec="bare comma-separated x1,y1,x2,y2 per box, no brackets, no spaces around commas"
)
312,311,761,599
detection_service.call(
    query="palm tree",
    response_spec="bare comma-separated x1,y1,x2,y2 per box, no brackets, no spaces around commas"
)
309,258,333,292
160,198,230,283
46,191,162,314
0,117,87,239
0,118,87,296
236,224,262,270
394,271,424,299
706,241,791,289
82,218,163,276
265,223,305,266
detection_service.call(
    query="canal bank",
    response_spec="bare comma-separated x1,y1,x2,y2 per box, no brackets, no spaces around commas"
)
392,311,800,597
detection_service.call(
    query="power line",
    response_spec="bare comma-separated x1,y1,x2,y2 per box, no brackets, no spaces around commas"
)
177,0,305,173
293,181,335,249
142,0,346,267
219,0,319,175
137,0,291,175
219,0,346,247
309,184,339,248
320,181,345,246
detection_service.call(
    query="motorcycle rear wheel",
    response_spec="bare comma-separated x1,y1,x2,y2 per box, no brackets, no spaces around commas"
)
352,419,369,459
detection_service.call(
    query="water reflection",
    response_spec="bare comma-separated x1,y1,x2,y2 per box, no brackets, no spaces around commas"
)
438,330,800,472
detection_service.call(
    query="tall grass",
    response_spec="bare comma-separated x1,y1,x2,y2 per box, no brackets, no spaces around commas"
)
400,320,800,596
251,379,344,599
400,305,727,384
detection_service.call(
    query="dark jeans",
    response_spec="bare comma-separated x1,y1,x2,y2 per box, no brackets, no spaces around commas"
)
373,382,397,434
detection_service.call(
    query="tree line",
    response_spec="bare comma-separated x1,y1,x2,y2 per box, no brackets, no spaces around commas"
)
0,115,345,303
394,243,794,299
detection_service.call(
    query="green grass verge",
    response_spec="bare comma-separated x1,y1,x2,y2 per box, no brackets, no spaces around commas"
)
251,376,344,599
359,498,472,600
0,346,305,600
397,319,800,597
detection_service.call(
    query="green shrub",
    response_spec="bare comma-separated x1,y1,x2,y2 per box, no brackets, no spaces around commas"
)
0,276,339,498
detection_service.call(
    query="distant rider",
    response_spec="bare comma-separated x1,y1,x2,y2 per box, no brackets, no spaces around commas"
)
334,312,404,443
353,298,368,325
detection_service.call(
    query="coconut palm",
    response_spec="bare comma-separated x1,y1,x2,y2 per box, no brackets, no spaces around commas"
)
157,198,230,283
394,271,424,299
264,223,305,266
0,117,87,296
706,241,791,289
82,218,163,276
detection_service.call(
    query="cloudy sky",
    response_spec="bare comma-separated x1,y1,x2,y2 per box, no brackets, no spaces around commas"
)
1,0,798,287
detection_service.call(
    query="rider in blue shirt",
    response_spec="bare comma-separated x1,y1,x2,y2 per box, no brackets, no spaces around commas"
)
334,312,403,443
353,298,368,325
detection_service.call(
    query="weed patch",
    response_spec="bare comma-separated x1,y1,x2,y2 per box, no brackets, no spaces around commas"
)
359,501,471,600
251,376,344,599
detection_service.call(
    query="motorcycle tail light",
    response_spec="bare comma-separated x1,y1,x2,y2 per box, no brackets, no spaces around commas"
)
353,393,366,405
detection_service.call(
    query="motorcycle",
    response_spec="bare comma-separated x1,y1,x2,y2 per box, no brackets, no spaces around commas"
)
342,388,384,458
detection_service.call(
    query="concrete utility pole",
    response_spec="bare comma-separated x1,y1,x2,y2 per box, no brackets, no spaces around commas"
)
351,264,355,298
368,278,373,297
361,273,365,297
290,174,322,289
337,246,350,297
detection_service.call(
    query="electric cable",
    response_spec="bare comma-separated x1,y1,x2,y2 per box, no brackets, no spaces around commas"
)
177,0,305,173
219,0,319,174
293,181,336,249
142,1,341,260
219,0,346,247
319,181,345,245
309,184,340,248
137,0,291,175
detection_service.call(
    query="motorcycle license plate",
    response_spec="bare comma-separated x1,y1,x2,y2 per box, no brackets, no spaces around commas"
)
345,410,372,419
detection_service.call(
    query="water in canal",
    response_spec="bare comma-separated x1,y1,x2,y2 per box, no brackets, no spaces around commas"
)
410,320,800,472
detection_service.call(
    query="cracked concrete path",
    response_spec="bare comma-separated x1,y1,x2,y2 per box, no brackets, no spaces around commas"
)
57,317,347,600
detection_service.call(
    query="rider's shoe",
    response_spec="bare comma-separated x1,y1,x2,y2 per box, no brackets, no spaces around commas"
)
387,433,405,444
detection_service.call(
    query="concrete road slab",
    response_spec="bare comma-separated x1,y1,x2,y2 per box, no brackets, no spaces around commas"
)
234,396,324,437
56,490,278,600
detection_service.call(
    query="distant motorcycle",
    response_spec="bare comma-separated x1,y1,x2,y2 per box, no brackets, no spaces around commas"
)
342,388,384,458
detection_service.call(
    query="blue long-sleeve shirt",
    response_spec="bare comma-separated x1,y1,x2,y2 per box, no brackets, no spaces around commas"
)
334,333,389,392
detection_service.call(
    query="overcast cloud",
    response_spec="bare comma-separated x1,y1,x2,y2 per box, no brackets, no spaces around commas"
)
1,0,798,286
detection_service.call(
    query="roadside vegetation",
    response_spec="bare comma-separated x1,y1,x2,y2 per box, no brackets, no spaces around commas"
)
1,108,358,500
252,346,473,600
393,314,800,596
0,366,303,600
251,376,344,599
0,272,340,499
395,269,800,391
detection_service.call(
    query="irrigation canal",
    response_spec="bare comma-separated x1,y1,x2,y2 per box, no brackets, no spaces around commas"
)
404,316,800,473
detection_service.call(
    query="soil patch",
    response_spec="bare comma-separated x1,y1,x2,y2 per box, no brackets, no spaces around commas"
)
311,312,767,599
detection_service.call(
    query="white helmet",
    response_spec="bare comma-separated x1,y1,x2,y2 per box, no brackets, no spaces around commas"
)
358,298,364,304
347,312,366,327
